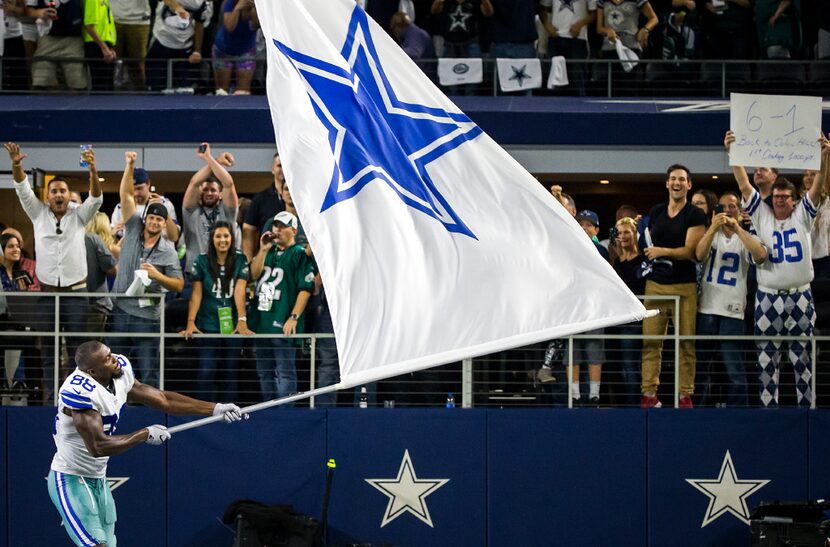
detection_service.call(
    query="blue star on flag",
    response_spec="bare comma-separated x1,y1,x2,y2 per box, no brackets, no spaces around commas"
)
509,64,531,87
272,7,482,238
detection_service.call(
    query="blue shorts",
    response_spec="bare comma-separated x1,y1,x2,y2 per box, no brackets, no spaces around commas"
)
47,470,117,547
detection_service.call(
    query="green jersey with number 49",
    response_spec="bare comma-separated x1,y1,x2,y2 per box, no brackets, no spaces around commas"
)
251,244,315,334
192,252,250,333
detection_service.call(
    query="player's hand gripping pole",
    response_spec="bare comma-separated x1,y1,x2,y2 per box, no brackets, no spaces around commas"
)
167,384,341,434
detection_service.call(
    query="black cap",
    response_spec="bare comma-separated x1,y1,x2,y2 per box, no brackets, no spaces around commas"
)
145,203,168,220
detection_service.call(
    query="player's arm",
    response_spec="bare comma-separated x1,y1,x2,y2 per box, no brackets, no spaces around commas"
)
71,408,149,457
724,131,753,201
128,379,217,416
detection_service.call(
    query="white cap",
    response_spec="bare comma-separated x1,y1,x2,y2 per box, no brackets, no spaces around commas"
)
274,211,298,229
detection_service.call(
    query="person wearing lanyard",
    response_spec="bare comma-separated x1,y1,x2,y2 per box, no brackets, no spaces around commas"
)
180,220,252,401
182,142,239,295
110,152,184,387
6,142,103,402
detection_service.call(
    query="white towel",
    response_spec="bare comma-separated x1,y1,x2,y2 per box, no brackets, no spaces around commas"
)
125,269,151,297
547,56,569,88
437,58,483,86
615,40,639,73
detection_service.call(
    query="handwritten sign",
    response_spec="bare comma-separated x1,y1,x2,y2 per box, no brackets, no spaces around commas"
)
729,93,822,170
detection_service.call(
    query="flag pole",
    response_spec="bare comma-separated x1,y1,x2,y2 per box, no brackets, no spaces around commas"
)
167,384,341,434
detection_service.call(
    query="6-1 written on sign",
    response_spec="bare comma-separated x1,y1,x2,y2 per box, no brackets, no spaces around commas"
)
728,93,822,171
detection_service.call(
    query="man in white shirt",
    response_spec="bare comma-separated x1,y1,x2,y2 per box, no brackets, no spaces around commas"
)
5,141,103,400
694,191,766,407
48,340,244,547
538,0,596,92
725,130,830,407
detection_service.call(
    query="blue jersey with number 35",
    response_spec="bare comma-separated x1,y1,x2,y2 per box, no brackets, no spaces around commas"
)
743,189,816,290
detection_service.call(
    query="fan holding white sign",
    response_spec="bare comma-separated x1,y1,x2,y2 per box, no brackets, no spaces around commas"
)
728,93,822,171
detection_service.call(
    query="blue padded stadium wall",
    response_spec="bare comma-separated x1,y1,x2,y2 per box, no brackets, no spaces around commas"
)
2,407,827,547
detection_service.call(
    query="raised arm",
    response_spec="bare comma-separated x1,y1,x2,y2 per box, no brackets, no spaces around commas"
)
242,223,260,261
71,408,149,457
5,142,43,220
808,132,830,207
695,214,724,262
5,142,27,183
250,234,274,280
724,130,754,201
128,379,216,416
83,148,103,198
120,152,138,220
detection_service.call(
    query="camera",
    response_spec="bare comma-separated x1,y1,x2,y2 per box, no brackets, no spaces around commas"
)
198,144,207,153
608,226,619,243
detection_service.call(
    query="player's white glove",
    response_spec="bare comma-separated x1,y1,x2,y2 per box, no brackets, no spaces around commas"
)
213,403,245,423
145,424,171,446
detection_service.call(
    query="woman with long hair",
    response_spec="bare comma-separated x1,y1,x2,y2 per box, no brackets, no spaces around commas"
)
180,220,252,401
86,212,119,256
610,217,648,406
0,233,40,396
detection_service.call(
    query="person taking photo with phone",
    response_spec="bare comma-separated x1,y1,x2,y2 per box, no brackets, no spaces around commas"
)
249,211,314,403
694,191,766,407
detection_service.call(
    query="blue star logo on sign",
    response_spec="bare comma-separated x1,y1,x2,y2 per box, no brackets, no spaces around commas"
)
272,7,482,238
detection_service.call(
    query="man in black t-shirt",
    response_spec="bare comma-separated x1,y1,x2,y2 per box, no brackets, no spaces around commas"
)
640,163,706,409
242,153,286,260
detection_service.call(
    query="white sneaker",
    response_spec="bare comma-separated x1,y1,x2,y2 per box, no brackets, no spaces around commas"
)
215,88,228,96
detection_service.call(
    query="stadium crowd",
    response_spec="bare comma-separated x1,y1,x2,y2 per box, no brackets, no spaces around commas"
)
0,0,827,92
1,133,828,410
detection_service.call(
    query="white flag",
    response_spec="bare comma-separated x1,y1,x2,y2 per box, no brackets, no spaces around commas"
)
437,58,483,87
257,0,646,388
496,57,542,92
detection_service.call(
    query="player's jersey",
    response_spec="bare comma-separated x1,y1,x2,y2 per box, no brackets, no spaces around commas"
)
743,189,816,290
51,354,136,478
699,231,752,319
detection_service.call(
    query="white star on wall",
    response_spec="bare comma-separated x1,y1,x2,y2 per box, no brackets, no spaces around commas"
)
686,450,770,527
365,449,450,528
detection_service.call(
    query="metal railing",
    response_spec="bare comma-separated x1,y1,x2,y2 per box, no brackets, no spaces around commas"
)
1,56,829,98
1,291,828,409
